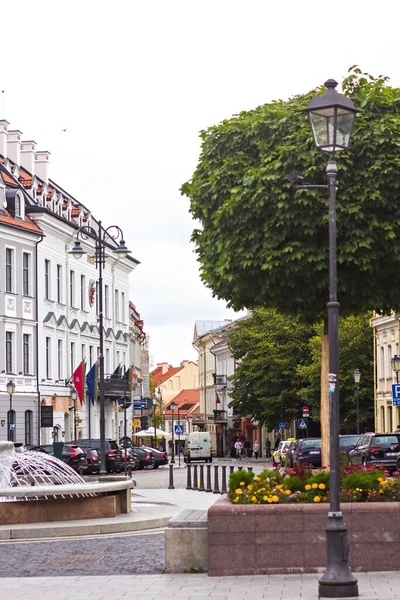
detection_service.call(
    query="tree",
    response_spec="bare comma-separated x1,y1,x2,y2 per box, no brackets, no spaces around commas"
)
181,68,400,320
228,309,315,429
298,313,374,432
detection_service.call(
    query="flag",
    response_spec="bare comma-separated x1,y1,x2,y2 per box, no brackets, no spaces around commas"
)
86,362,98,406
110,365,121,379
216,395,221,405
73,360,86,406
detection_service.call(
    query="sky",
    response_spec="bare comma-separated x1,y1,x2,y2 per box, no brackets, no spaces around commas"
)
2,0,400,367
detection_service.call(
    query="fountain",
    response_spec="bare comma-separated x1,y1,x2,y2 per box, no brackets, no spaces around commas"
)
0,442,133,527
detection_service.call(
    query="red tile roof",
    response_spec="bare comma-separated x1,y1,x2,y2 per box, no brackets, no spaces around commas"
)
151,365,183,386
0,209,42,233
165,389,200,417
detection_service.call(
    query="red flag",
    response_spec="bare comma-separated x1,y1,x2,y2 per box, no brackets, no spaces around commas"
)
216,395,221,405
73,360,85,406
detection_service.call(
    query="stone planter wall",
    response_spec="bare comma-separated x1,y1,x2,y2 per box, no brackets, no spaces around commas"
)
208,497,400,576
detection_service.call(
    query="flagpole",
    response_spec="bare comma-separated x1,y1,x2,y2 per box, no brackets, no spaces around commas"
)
88,390,91,438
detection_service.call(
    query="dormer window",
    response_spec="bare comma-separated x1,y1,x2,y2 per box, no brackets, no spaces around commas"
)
15,194,21,218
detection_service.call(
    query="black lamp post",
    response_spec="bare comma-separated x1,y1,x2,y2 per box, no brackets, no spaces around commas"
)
7,379,15,442
392,355,400,384
353,369,361,435
69,221,131,474
170,401,176,464
152,394,157,448
70,386,78,440
305,79,358,598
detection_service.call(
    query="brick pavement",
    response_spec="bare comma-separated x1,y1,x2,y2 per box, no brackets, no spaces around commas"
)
1,572,400,599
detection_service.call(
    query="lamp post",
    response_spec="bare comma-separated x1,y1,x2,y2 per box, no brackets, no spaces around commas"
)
187,415,193,434
170,401,176,464
70,386,78,440
177,406,181,466
392,355,400,383
353,369,361,435
7,379,15,442
152,394,157,448
69,221,131,474
305,79,358,598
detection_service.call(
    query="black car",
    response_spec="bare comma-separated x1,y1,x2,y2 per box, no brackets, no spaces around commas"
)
142,447,168,469
339,434,361,454
83,448,101,475
120,447,140,471
132,446,155,469
287,440,299,468
71,439,123,473
348,433,400,473
32,444,88,472
292,438,321,468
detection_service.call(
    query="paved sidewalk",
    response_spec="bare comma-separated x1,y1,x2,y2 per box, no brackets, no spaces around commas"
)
2,572,400,599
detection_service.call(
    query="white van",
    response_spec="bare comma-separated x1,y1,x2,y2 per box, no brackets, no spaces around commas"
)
184,432,212,463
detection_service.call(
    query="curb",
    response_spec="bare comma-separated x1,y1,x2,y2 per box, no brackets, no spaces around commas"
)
0,516,171,541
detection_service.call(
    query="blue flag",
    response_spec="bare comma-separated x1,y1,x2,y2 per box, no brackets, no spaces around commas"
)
86,362,98,405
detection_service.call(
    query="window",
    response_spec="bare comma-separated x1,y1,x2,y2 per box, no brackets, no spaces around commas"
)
7,410,16,442
23,334,30,374
106,348,110,374
105,285,109,318
15,193,21,218
96,347,100,360
380,347,385,379
388,345,393,379
89,345,94,366
70,342,75,373
80,275,85,310
69,270,75,306
46,337,51,378
121,292,125,323
81,344,86,361
6,248,13,292
25,410,33,445
116,351,120,367
57,264,62,303
57,340,63,380
6,331,13,373
115,289,119,321
23,253,30,296
44,259,50,299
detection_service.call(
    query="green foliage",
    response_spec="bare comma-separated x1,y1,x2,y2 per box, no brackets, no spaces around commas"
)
182,67,400,321
228,469,254,496
307,470,330,489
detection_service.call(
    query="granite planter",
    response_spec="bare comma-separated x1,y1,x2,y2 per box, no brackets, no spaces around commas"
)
208,496,400,576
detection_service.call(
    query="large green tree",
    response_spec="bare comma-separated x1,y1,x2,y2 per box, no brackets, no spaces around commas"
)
181,68,400,321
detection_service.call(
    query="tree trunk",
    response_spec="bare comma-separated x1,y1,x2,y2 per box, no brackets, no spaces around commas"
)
321,319,330,467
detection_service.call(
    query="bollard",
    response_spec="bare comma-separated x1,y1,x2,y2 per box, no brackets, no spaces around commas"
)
237,465,243,471
213,465,220,494
229,465,234,475
127,465,132,478
205,464,212,492
199,464,205,491
247,466,253,472
220,465,227,494
193,465,198,490
78,466,84,477
186,464,192,490
168,464,174,489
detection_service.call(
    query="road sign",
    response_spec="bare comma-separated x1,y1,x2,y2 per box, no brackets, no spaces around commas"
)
279,422,285,430
298,419,307,429
392,384,400,406
117,397,131,409
141,397,153,410
174,424,184,435
133,400,142,410
302,406,309,418
9,424,15,431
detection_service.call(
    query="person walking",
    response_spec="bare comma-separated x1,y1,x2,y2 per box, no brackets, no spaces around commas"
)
265,439,271,459
234,439,242,459
253,440,260,459
244,438,251,459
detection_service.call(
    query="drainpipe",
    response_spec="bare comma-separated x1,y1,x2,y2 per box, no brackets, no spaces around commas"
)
35,234,44,445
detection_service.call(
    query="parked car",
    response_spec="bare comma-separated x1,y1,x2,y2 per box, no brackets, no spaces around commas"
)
142,447,168,469
31,444,88,472
272,440,293,465
120,447,140,471
71,439,123,473
83,448,101,475
131,446,155,469
291,438,322,468
348,433,400,473
339,434,362,454
287,439,299,468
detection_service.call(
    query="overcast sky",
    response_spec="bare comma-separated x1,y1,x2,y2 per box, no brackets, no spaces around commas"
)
2,1,400,367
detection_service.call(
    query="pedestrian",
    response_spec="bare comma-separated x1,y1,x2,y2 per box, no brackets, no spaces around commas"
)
265,439,271,459
253,440,260,459
234,439,242,459
274,437,281,451
244,438,251,459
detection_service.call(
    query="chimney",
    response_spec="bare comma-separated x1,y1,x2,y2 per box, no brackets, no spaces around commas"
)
35,150,50,183
157,362,169,375
0,120,9,158
20,140,37,176
7,130,23,165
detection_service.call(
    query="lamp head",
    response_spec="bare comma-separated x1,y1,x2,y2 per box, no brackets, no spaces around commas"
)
353,368,361,384
113,239,131,259
6,379,15,395
152,395,157,406
170,401,177,412
68,239,85,260
392,355,400,373
305,79,356,153
70,386,77,401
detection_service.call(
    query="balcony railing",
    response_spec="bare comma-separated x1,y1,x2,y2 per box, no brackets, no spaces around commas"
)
213,374,227,387
103,376,130,398
213,409,227,423
192,413,206,423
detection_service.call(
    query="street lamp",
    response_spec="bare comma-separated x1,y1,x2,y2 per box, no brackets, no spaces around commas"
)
152,394,157,448
170,401,176,464
177,406,181,466
353,369,361,435
7,379,15,442
392,355,400,383
69,221,131,474
305,79,358,598
70,386,78,440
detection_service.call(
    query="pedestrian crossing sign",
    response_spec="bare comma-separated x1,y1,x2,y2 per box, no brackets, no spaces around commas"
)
298,419,307,429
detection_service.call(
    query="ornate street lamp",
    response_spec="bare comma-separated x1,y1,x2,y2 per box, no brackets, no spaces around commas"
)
152,394,157,448
7,379,15,442
170,401,177,464
70,386,78,440
392,355,400,383
69,221,131,474
353,369,361,435
305,79,358,598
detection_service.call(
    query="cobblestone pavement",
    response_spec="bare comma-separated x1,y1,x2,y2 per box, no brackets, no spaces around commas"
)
0,531,164,577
